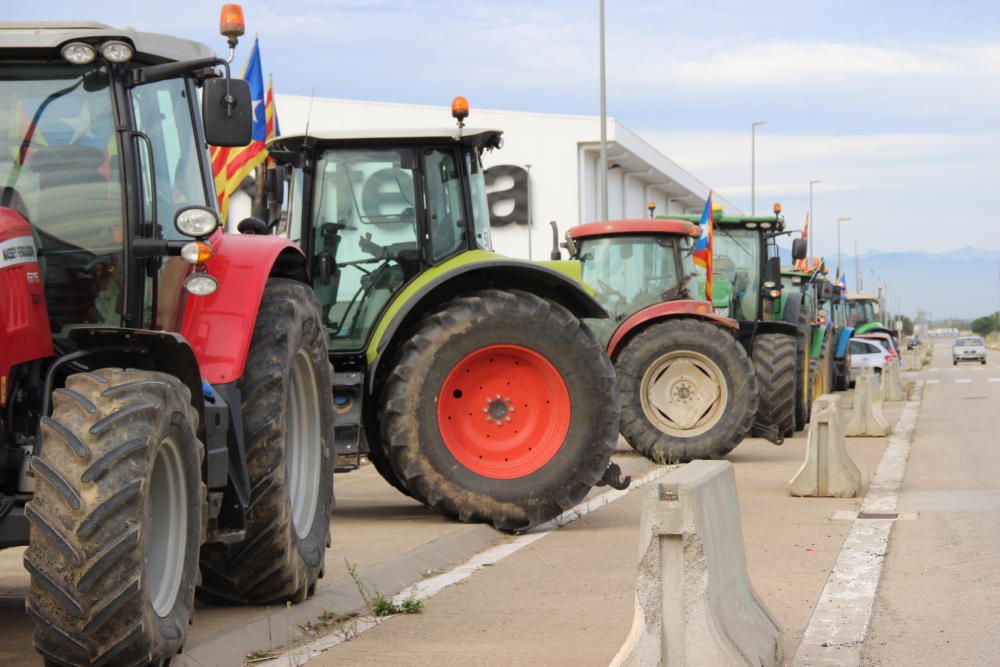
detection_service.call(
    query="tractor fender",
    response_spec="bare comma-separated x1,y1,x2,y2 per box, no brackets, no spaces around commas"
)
605,300,738,360
733,319,798,354
366,253,607,391
835,326,855,359
180,233,308,385
781,291,803,328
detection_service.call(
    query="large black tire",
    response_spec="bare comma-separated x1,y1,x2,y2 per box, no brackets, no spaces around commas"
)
750,334,796,438
199,279,335,604
616,319,756,463
381,289,619,531
793,308,812,431
26,368,204,666
362,428,411,498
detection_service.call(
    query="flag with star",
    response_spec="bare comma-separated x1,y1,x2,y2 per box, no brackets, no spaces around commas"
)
210,39,277,221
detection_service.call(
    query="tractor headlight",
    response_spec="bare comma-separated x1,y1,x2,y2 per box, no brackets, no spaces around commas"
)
745,222,758,229
101,40,134,63
175,205,221,239
759,221,773,230
184,272,219,296
61,42,96,65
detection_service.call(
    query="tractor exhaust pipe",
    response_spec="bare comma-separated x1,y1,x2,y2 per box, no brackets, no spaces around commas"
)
549,220,561,260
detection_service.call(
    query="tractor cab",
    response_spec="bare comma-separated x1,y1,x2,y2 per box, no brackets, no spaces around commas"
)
566,218,702,345
845,293,882,329
0,20,251,345
269,127,501,354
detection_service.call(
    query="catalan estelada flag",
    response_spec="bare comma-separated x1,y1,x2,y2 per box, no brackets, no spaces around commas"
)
794,213,809,269
692,192,714,301
210,39,278,222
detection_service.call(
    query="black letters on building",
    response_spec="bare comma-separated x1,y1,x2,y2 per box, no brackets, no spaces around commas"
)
484,165,529,227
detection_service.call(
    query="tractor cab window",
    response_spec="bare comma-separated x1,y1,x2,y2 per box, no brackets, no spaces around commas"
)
130,77,209,240
311,147,420,350
465,150,492,250
846,301,876,327
424,148,467,261
0,64,125,336
579,235,682,342
712,228,760,321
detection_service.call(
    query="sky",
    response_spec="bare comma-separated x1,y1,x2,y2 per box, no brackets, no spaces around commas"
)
11,0,1000,265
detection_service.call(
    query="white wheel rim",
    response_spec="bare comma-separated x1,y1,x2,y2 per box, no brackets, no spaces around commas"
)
146,436,187,618
287,350,322,539
639,350,728,437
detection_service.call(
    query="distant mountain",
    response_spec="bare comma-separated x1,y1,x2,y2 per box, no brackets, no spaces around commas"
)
776,246,1000,319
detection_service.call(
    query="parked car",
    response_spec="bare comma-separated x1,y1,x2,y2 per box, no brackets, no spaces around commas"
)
856,331,903,367
953,336,987,365
907,336,922,350
848,337,892,383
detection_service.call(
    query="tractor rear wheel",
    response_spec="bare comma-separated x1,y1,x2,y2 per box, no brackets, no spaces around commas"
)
26,368,204,667
381,289,619,531
794,308,813,431
199,278,335,604
751,334,797,438
616,319,756,463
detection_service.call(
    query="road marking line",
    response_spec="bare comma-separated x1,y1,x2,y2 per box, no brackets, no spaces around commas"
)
262,466,674,666
955,379,972,384
793,380,923,666
989,378,1000,383
926,379,940,384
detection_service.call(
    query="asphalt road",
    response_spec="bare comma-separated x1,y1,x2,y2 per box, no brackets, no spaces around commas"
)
862,339,1000,665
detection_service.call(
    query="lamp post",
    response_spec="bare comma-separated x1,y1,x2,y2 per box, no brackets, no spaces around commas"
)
808,179,821,262
836,216,851,281
597,0,608,222
751,121,766,215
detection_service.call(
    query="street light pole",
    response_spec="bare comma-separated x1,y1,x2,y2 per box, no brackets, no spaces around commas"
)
808,179,821,263
854,241,861,291
836,216,851,281
597,0,608,222
751,121,766,216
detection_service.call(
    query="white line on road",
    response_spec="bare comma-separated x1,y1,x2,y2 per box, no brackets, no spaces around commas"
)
955,379,972,384
989,378,1000,383
263,466,674,667
793,380,924,667
926,379,940,384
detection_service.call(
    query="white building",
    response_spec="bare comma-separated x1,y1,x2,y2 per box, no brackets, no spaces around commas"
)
233,96,740,260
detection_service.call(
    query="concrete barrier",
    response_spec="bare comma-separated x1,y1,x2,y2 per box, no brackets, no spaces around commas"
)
789,394,861,498
846,367,891,437
881,358,906,401
610,460,782,667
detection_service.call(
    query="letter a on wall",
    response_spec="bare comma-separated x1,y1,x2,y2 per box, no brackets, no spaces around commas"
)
484,165,529,227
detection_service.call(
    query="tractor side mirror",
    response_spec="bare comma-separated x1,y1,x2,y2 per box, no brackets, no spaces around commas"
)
818,281,834,301
792,237,807,261
202,77,252,147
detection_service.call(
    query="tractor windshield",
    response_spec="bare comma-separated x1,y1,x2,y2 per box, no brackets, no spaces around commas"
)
579,234,683,343
846,300,877,327
712,227,760,321
0,64,124,335
311,147,422,350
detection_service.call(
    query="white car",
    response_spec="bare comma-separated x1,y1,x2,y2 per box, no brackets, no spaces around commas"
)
848,337,891,383
953,336,987,365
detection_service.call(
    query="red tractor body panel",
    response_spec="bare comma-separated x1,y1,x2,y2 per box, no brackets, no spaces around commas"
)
180,231,305,385
606,299,738,358
0,208,53,406
567,219,700,240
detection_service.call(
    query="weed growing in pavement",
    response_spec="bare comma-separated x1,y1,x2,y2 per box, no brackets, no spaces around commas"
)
400,593,425,614
245,648,277,664
371,589,425,616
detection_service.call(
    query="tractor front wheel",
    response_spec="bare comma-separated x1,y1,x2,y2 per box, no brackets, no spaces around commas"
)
381,289,619,531
26,368,204,666
199,278,335,605
616,319,756,463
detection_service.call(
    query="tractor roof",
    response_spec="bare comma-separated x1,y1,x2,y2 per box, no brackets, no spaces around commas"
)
846,292,878,302
268,128,504,153
658,212,785,231
567,219,700,240
0,21,215,63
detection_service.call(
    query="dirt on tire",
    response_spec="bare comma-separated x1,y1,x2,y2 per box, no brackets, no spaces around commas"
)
199,278,335,605
380,288,619,532
25,368,204,666
751,333,797,438
617,318,757,463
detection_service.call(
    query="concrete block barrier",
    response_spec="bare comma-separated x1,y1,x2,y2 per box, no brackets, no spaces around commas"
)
846,367,891,437
789,394,861,498
881,358,905,401
610,460,782,667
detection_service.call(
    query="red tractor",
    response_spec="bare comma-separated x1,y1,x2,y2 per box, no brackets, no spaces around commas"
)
0,9,335,665
562,218,760,462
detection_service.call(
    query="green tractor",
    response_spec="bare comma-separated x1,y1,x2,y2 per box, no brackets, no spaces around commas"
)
662,204,808,438
263,103,621,531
